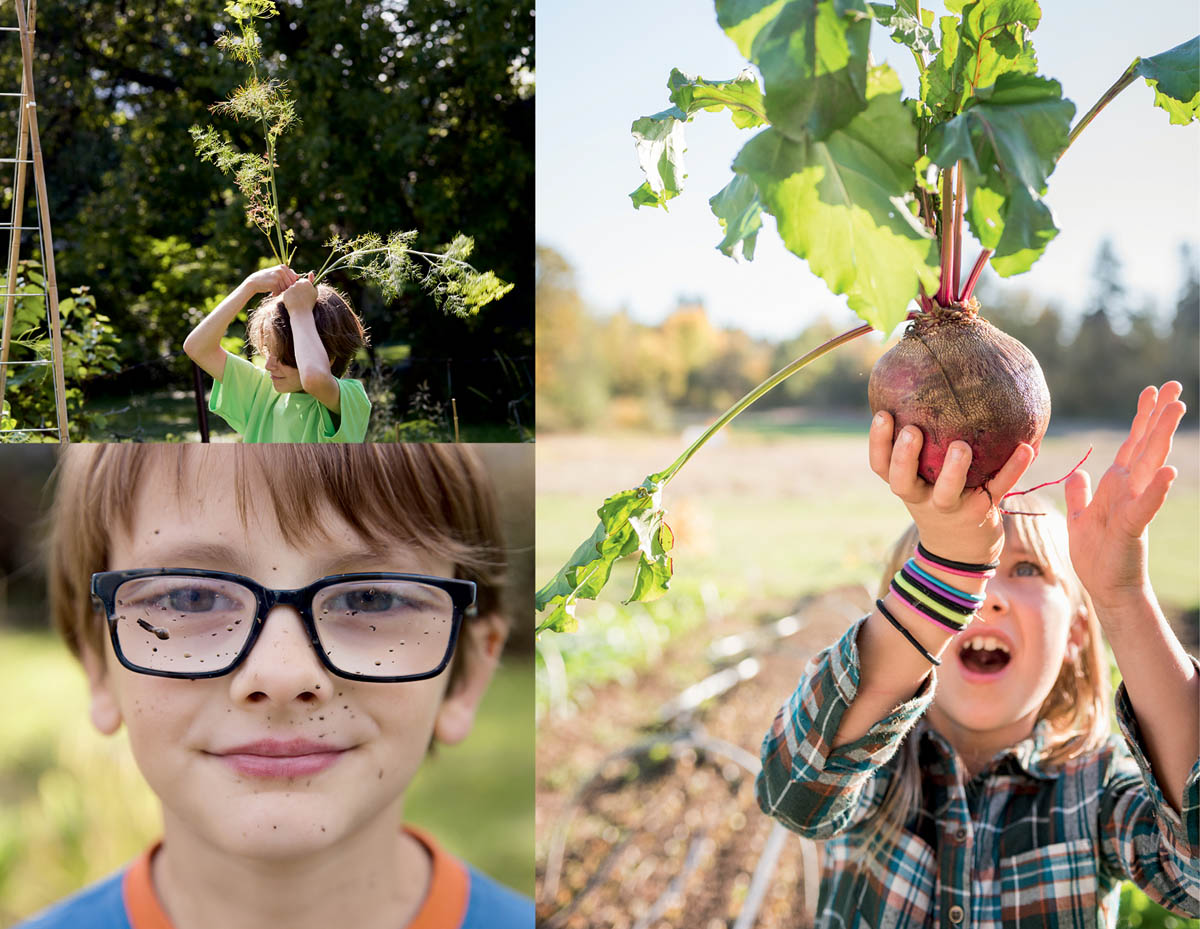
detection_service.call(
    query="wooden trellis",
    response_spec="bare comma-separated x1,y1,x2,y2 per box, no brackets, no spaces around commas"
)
0,0,67,441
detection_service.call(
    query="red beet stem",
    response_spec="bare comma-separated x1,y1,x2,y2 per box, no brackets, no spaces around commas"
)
952,163,965,301
938,169,955,305
961,250,993,303
999,447,1093,515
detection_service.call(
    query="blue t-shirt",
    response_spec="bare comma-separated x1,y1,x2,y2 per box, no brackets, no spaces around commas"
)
16,831,532,929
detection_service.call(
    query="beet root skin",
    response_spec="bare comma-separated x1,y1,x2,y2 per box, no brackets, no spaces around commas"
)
867,304,1051,488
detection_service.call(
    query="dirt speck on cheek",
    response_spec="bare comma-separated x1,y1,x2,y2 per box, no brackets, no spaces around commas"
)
378,769,383,780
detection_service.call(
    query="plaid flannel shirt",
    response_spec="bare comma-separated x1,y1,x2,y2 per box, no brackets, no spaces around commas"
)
757,614,1200,927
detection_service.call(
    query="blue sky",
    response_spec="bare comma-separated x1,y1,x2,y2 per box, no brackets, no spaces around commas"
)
536,0,1200,340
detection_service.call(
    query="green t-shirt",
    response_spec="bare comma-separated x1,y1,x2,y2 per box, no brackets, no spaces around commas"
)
209,352,371,443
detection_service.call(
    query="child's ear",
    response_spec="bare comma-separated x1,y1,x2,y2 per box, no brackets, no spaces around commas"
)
80,644,123,736
433,614,507,746
1066,604,1089,662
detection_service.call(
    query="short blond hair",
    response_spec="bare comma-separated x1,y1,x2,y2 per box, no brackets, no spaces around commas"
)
48,444,507,691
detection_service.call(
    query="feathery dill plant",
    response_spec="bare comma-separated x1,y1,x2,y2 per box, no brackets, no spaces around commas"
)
190,1,512,317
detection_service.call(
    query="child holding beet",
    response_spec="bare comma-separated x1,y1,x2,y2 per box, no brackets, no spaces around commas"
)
757,382,1198,923
184,266,371,442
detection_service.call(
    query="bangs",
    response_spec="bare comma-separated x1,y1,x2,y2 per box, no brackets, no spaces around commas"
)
1001,492,1075,592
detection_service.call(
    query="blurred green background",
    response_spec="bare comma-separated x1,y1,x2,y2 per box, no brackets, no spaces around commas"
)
0,445,534,926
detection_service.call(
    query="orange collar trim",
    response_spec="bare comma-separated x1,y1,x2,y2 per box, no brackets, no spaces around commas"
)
120,827,469,929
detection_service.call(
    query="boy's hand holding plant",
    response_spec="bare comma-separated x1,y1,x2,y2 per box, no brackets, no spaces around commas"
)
243,264,297,297
281,274,318,314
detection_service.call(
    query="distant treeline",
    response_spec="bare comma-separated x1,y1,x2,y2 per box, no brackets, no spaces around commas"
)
537,242,1199,431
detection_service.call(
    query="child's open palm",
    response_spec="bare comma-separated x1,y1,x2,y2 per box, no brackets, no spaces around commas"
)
1064,382,1186,611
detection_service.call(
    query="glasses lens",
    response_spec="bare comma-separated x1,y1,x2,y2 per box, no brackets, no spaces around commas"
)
312,580,456,678
113,576,257,674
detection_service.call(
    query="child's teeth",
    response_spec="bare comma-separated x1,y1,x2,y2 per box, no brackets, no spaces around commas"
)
966,636,1009,654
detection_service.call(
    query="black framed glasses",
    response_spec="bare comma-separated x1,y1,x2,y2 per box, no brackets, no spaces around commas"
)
90,569,477,682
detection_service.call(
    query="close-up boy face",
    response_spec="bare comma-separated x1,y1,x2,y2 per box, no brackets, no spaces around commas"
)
261,339,305,394
81,453,500,862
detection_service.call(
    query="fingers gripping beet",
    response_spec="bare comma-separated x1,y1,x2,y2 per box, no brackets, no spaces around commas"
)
868,301,1051,488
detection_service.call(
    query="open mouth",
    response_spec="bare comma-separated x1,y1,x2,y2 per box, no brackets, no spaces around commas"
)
958,635,1012,677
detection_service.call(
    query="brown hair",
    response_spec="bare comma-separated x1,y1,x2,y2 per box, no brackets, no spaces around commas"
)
246,284,369,377
48,444,506,691
857,491,1112,858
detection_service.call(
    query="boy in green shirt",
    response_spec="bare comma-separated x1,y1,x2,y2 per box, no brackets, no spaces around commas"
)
185,266,372,442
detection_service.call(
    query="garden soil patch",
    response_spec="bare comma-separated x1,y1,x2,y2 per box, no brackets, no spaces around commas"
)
536,587,872,929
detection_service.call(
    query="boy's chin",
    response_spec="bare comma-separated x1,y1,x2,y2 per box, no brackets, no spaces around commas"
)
197,800,371,860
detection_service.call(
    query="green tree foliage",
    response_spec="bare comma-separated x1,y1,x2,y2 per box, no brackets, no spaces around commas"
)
1,263,120,440
535,247,609,431
0,0,532,434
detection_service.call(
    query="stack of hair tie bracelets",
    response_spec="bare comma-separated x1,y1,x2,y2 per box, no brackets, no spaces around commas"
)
875,543,998,667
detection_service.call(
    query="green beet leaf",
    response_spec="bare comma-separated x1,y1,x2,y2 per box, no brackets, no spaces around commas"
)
668,68,768,129
871,1,937,60
733,66,938,333
928,72,1074,276
629,106,689,210
709,174,764,260
716,0,792,59
922,0,1040,118
535,473,673,634
1132,36,1200,125
630,70,770,210
716,0,872,141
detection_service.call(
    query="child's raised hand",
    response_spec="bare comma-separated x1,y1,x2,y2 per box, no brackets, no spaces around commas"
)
869,411,1035,565
1064,382,1185,613
281,273,318,313
244,264,299,296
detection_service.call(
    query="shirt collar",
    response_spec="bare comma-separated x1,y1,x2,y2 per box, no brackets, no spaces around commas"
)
917,716,1057,782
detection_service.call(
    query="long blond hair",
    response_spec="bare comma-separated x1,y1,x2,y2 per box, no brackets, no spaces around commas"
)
856,490,1112,858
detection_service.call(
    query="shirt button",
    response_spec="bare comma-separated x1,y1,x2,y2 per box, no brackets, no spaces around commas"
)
948,904,965,923
955,827,967,842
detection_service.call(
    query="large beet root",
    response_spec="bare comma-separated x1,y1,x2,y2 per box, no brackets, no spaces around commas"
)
868,302,1050,488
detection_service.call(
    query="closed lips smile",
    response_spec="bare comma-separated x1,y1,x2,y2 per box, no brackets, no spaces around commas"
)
211,739,350,778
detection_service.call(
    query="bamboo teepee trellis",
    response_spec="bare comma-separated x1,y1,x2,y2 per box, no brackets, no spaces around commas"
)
0,0,68,442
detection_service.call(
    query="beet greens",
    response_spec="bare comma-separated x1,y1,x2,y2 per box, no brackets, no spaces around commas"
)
536,0,1198,635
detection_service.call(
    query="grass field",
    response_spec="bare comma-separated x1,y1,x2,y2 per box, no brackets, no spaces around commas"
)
0,632,533,926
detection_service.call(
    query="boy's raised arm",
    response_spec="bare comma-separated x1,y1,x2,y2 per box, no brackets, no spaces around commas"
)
184,266,295,380
283,274,342,415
